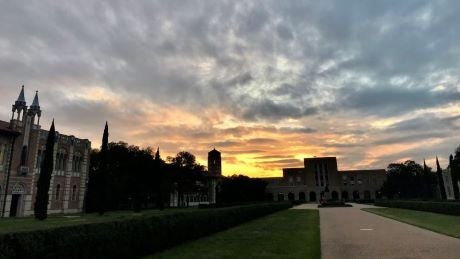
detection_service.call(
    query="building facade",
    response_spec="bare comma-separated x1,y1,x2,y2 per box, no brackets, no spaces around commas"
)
264,157,386,202
169,148,220,207
0,86,91,217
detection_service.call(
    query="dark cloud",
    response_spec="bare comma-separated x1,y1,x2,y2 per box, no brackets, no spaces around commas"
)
1,1,460,173
338,87,460,116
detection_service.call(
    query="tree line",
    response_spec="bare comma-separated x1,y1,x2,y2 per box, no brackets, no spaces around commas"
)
381,145,460,200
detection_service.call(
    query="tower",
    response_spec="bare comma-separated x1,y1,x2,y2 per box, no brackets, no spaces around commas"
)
208,148,221,175
28,91,41,126
11,85,27,122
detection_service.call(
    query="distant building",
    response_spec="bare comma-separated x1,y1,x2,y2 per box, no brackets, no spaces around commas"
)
208,148,221,175
0,86,91,217
169,148,221,207
263,157,386,202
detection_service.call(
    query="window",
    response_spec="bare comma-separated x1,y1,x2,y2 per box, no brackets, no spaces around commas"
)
296,176,301,182
55,184,61,200
289,176,293,183
55,149,68,171
20,145,28,166
0,143,7,166
72,185,77,201
72,152,83,172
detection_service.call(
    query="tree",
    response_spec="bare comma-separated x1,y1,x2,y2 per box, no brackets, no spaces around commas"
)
34,120,56,220
168,151,205,171
381,160,437,199
96,122,109,215
217,175,267,203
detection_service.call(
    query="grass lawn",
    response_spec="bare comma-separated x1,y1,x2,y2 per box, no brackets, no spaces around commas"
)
0,208,194,234
148,209,320,259
363,208,460,239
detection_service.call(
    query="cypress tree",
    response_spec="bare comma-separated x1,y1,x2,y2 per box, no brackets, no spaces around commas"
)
436,156,447,200
34,120,56,220
97,122,109,215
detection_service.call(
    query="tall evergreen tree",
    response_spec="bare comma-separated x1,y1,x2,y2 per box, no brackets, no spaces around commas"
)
436,156,447,200
34,120,56,220
97,122,109,215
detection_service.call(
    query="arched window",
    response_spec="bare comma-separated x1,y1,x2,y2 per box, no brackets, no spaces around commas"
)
55,149,68,171
73,152,82,172
0,143,7,165
71,185,77,201
55,184,61,200
20,146,28,166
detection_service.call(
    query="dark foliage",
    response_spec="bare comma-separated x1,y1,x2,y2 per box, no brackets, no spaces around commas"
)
96,122,109,215
375,200,460,215
34,121,56,220
380,160,437,199
86,142,163,212
0,203,291,259
86,144,209,212
217,175,267,203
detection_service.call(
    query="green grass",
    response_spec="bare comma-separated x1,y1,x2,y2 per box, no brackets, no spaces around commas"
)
363,207,460,239
0,208,194,234
148,209,320,259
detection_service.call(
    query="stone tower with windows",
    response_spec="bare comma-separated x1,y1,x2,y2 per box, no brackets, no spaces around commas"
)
208,148,221,175
0,86,91,217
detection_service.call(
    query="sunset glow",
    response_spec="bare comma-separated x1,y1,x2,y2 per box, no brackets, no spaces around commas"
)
1,1,460,177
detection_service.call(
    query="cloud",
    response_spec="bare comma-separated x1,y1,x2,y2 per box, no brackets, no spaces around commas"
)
1,1,460,176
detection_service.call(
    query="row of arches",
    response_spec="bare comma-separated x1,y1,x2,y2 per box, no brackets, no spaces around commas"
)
275,190,376,202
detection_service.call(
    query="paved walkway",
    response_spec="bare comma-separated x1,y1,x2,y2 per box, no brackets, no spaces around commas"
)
293,203,460,259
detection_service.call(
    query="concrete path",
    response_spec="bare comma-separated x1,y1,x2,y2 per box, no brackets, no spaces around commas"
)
294,203,460,259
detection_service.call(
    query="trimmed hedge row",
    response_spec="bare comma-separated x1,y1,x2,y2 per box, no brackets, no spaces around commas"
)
0,202,291,259
375,200,460,215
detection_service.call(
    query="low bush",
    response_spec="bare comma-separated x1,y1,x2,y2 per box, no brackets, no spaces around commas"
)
375,200,460,215
0,203,291,259
318,201,352,208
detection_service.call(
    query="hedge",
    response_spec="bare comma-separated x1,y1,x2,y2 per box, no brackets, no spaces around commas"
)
375,200,460,215
0,202,291,259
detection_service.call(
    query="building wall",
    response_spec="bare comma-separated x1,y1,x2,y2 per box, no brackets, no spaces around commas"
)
264,157,386,202
443,168,457,200
1,94,91,217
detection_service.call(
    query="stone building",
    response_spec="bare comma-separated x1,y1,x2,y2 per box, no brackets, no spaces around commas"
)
168,148,220,207
264,157,386,202
0,86,91,217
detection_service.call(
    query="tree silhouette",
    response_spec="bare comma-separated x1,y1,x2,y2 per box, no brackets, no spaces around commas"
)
381,160,437,199
96,122,109,215
34,120,56,220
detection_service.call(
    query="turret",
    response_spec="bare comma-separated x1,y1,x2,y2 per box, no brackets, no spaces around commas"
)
208,148,222,175
28,91,42,125
11,85,27,121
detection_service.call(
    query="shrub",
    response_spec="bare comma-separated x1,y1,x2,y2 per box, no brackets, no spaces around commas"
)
375,200,460,215
0,203,291,259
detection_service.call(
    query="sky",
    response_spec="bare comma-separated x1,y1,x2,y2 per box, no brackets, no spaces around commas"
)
1,1,460,177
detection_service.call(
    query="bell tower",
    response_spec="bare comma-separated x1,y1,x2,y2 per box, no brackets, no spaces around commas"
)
208,148,222,175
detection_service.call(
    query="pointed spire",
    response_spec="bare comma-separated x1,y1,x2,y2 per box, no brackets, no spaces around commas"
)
436,156,442,172
17,85,26,103
31,91,40,107
155,146,160,161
